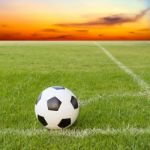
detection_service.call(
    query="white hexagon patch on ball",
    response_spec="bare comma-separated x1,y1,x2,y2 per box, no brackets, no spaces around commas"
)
35,86,79,129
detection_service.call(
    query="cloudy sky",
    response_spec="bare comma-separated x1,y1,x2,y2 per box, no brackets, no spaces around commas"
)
0,0,150,40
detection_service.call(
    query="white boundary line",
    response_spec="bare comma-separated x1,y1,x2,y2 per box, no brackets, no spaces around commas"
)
80,91,146,106
1,127,150,138
94,42,150,99
0,91,148,138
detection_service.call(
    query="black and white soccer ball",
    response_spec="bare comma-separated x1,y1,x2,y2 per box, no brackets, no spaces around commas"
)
35,86,79,129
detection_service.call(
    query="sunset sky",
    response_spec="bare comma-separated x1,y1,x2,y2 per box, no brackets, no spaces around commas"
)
0,0,150,40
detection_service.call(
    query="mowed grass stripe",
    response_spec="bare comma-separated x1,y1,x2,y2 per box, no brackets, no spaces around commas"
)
94,42,150,98
1,127,150,138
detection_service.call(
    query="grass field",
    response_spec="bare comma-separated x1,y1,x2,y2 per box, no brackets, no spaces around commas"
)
0,41,150,149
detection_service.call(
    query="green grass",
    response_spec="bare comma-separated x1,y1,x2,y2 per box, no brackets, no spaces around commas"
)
0,41,150,150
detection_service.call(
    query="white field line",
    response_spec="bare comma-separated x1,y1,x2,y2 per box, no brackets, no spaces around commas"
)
79,92,146,106
1,127,150,138
94,42,150,99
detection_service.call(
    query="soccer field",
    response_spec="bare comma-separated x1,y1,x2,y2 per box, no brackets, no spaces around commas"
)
0,41,150,149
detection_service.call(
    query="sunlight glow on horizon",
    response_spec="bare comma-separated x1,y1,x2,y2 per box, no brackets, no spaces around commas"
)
0,0,150,40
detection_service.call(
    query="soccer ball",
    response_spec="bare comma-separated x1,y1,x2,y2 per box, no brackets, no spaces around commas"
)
35,86,79,129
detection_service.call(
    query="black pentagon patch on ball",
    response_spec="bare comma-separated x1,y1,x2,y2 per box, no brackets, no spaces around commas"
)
36,93,42,105
58,118,71,128
52,86,65,90
37,115,48,126
70,96,78,109
47,97,62,111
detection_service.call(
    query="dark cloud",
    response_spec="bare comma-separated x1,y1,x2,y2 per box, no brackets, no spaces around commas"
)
42,28,59,32
55,35,70,39
0,33,12,39
31,33,39,36
75,29,88,32
1,24,8,28
56,8,150,27
138,28,150,31
129,31,135,34
0,32,23,40
98,34,103,36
